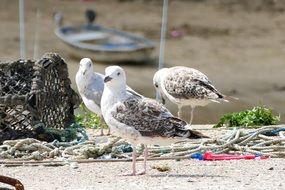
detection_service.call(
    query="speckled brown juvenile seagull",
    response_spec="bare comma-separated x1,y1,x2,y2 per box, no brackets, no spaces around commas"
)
101,66,208,176
153,66,229,124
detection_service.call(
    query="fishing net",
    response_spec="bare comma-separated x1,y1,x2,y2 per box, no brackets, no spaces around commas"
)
0,52,79,143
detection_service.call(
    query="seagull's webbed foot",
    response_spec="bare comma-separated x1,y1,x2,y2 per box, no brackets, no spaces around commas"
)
119,171,137,176
118,144,147,176
118,144,139,176
119,170,146,176
136,170,146,175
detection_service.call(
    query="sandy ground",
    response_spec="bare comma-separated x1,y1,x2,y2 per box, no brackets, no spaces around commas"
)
0,0,285,124
1,158,285,190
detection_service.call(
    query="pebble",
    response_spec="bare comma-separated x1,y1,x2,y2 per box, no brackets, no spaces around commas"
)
187,178,195,182
70,162,79,169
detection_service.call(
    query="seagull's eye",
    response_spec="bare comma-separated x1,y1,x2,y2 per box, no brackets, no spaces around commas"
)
117,72,120,76
155,83,159,88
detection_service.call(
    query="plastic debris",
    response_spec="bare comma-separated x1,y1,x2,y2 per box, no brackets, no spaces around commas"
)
190,152,204,160
191,151,268,161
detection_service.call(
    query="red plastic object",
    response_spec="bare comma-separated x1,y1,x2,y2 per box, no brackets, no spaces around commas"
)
203,151,268,161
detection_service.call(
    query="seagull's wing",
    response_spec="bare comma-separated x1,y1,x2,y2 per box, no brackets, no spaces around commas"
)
163,67,225,100
84,87,103,107
126,86,143,98
83,73,104,106
111,96,205,138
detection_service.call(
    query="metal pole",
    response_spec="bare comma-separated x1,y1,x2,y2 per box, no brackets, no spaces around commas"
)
158,0,168,70
19,0,26,59
33,0,41,59
156,0,168,100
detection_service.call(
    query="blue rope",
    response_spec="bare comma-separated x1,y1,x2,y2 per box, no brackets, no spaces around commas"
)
263,128,285,136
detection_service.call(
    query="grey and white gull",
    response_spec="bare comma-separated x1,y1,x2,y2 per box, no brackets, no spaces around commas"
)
76,58,141,135
153,66,229,124
75,58,108,135
101,65,208,175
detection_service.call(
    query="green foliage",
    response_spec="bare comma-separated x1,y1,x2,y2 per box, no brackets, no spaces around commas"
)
214,106,280,128
75,103,107,129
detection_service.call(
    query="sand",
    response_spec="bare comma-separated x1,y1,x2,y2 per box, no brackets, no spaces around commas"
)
1,158,285,190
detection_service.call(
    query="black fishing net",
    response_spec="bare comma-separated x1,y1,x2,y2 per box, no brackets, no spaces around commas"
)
0,53,79,143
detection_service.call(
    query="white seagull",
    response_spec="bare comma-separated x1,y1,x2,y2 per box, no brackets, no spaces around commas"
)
75,58,108,136
153,66,229,124
101,66,208,176
76,58,141,135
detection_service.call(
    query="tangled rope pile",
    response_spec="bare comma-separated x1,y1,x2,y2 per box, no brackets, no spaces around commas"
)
148,125,285,158
0,137,122,161
0,126,284,166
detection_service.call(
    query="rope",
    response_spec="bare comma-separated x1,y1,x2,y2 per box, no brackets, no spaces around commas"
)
0,137,121,161
1,126,285,167
161,126,285,158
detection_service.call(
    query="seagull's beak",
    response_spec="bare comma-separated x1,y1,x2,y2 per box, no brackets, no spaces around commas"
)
82,69,87,75
104,76,113,83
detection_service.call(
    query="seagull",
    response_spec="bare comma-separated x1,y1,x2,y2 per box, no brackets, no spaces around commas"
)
76,58,141,135
75,58,107,136
153,66,229,124
101,66,208,176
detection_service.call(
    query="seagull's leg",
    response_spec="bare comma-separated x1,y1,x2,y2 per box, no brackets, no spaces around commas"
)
189,106,195,125
137,145,148,175
119,144,137,176
99,115,104,136
100,128,104,136
177,105,183,119
106,127,111,136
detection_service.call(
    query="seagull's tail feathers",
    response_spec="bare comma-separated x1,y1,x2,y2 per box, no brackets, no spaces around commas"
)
187,129,209,139
126,86,143,98
223,95,239,102
170,117,209,139
214,94,238,103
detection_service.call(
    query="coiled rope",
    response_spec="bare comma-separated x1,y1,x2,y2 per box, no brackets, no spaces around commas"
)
0,126,284,167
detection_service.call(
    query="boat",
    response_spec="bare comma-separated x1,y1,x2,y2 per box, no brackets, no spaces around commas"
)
54,11,155,63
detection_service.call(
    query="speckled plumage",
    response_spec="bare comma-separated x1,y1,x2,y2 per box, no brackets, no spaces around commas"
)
101,65,208,175
112,96,204,139
163,67,224,101
153,66,228,124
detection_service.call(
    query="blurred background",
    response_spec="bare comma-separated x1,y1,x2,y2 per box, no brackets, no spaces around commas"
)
0,0,285,124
